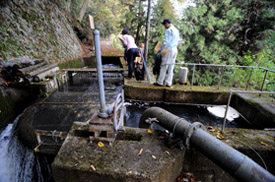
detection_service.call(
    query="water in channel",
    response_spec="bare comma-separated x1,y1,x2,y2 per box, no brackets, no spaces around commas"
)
0,113,53,182
125,101,253,129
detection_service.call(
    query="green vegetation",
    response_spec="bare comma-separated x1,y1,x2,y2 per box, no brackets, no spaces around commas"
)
58,58,85,69
0,0,274,91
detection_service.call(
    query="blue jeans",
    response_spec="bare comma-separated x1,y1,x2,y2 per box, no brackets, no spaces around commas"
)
126,48,139,78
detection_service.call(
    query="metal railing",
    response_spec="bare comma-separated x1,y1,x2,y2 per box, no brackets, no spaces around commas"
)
167,62,275,91
165,62,275,132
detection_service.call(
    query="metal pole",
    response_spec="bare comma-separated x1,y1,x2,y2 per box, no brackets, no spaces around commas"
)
218,67,224,90
191,65,195,89
259,70,268,97
139,107,275,182
246,67,254,90
93,30,108,118
222,91,233,133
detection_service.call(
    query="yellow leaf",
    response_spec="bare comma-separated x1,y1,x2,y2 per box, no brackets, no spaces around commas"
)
77,113,81,117
147,129,152,134
98,142,104,148
165,151,170,155
216,133,224,140
90,165,96,171
0,110,1,113
260,141,267,146
127,171,133,174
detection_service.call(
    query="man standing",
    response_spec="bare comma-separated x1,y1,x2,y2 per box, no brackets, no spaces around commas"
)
154,18,179,87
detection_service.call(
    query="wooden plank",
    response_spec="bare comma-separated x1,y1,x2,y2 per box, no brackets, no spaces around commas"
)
89,15,95,29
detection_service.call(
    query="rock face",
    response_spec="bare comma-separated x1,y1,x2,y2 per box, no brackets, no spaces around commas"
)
0,0,82,63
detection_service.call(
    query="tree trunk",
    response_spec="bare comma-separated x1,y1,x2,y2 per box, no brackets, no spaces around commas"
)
135,0,143,44
78,0,89,22
144,0,151,62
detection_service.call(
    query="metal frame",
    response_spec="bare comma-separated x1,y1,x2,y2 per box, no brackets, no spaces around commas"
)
113,93,125,131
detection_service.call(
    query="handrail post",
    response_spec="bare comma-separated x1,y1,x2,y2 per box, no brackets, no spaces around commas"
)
246,67,254,90
259,70,268,97
218,66,224,90
222,91,233,133
94,30,108,118
191,64,195,89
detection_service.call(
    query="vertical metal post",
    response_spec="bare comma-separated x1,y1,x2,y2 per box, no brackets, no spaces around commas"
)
246,67,254,90
191,65,195,89
94,30,108,118
222,91,233,133
259,70,268,97
218,67,224,90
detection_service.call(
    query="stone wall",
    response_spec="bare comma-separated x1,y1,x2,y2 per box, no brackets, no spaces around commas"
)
0,0,82,63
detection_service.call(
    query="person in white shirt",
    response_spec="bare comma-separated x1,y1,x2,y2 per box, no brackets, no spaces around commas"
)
154,18,180,87
121,29,139,78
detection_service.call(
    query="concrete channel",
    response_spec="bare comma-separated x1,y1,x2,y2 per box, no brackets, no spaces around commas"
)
8,38,274,181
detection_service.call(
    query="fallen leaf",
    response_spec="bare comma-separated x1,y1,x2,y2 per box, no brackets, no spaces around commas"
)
90,165,96,171
208,128,215,132
207,126,215,132
268,136,275,140
147,129,152,134
216,133,224,140
98,142,104,148
77,113,81,117
127,171,132,174
165,151,170,155
0,110,1,113
152,155,156,160
260,141,267,146
137,148,143,156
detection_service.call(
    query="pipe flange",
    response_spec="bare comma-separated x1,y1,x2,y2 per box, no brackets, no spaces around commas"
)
172,118,185,135
183,122,205,150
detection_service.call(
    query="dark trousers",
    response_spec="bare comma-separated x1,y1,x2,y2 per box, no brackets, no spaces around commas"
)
126,48,139,78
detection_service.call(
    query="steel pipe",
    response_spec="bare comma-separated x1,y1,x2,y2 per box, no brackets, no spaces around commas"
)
139,107,275,182
93,30,108,118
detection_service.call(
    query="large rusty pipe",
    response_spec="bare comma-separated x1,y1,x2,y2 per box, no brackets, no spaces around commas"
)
139,107,275,182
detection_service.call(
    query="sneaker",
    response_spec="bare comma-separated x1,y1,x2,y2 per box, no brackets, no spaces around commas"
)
153,82,162,86
166,84,171,87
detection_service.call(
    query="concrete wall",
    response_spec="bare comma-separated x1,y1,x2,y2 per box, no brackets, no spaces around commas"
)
0,0,82,63
124,84,229,104
232,94,275,129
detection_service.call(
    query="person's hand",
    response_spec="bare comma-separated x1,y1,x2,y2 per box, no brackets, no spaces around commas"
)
158,50,161,53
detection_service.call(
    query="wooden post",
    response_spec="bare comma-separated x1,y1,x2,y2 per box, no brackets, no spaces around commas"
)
89,15,95,50
144,0,151,62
